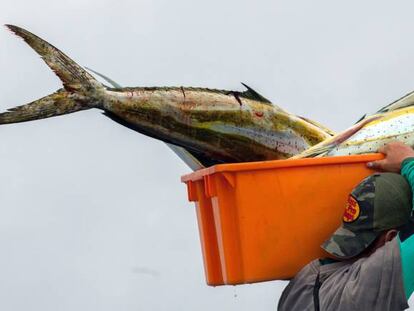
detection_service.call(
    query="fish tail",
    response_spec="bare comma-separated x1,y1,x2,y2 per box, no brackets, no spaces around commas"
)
1,25,103,124
0,89,89,124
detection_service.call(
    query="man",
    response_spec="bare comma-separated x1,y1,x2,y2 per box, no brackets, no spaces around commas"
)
277,142,414,311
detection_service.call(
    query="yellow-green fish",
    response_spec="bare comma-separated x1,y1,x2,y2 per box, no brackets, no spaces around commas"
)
1,25,333,168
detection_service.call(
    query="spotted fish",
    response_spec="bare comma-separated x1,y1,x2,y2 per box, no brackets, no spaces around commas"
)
293,90,414,158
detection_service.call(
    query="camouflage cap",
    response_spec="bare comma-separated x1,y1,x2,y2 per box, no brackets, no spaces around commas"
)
321,173,412,259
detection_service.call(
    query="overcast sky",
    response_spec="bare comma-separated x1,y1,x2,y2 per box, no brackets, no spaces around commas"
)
1,0,414,310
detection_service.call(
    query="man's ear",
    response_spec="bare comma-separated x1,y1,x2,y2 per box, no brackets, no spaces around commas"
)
385,229,399,242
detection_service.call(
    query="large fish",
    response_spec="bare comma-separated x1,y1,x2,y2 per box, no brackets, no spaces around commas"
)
293,91,414,158
0,25,333,168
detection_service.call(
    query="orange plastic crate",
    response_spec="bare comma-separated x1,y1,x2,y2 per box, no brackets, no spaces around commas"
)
181,154,383,286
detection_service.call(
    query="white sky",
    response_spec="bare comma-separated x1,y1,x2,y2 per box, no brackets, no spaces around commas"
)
1,0,414,310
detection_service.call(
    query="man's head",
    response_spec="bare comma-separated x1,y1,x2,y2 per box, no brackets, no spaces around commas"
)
322,172,412,260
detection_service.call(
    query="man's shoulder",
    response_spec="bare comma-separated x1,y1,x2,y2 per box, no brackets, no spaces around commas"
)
287,257,351,284
293,259,320,280
278,259,353,311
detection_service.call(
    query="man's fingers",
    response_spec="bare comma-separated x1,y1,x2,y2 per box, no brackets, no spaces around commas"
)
367,159,386,170
378,145,387,154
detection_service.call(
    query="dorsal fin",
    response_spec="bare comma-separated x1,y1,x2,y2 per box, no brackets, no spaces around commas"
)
376,90,414,113
240,83,272,105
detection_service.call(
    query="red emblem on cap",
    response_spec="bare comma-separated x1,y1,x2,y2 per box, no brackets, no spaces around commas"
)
343,195,360,223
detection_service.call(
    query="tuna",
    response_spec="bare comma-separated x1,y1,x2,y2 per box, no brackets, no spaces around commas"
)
293,90,414,158
0,25,332,168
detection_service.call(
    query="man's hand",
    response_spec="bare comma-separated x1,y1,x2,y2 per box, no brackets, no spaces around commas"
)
367,142,414,172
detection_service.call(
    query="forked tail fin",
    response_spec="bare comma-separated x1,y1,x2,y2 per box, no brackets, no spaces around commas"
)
0,25,103,125
0,89,89,124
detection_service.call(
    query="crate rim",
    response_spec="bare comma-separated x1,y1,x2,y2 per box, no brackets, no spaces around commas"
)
181,153,384,183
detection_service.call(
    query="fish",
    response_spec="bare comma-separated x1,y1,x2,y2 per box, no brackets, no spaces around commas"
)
0,25,333,168
293,90,414,158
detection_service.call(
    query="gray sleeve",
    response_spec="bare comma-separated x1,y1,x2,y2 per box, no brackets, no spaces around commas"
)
322,238,408,311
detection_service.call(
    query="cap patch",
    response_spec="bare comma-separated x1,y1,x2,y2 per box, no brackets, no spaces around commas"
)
343,195,360,223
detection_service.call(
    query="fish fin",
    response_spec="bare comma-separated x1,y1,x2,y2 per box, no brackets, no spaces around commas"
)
0,89,88,124
6,24,102,93
294,115,381,158
240,83,272,105
0,25,101,125
298,116,336,136
85,67,122,88
354,114,367,124
165,143,206,170
376,90,414,113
